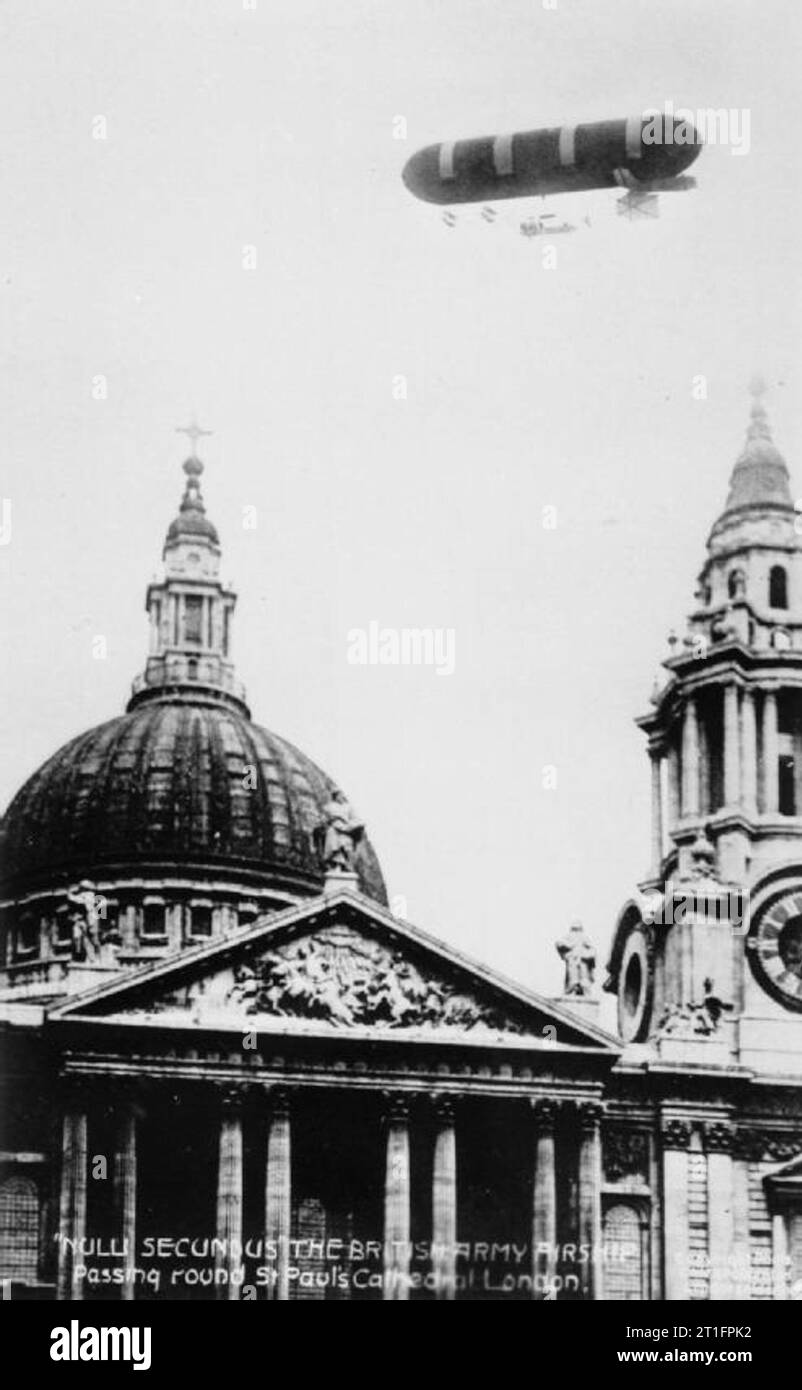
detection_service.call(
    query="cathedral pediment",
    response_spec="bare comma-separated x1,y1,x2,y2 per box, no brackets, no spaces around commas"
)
47,892,617,1053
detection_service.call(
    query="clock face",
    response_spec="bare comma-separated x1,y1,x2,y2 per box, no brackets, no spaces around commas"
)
749,890,802,1010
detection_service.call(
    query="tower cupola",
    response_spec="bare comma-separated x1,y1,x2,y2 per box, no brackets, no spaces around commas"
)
128,424,249,717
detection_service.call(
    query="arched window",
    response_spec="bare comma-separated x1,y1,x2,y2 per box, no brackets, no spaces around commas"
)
603,1202,646,1300
728,569,745,600
0,1176,39,1282
770,566,788,609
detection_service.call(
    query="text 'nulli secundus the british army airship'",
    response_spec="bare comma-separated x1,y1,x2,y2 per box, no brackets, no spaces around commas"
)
402,113,704,233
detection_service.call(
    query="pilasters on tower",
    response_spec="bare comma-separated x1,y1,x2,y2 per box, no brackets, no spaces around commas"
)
608,380,802,1071
638,378,802,890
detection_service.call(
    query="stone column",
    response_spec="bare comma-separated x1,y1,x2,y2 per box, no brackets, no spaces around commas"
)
215,1089,244,1301
383,1095,411,1301
56,1094,88,1302
661,1120,691,1301
772,1211,789,1301
577,1102,603,1300
762,690,779,813
741,688,758,817
705,1123,735,1300
731,1154,751,1302
666,741,680,831
681,698,700,818
265,1089,292,1302
698,713,710,819
113,1103,138,1302
431,1097,457,1301
649,747,664,877
203,595,211,650
723,683,741,808
532,1098,559,1300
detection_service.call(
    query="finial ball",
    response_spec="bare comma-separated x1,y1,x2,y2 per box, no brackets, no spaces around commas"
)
748,372,767,400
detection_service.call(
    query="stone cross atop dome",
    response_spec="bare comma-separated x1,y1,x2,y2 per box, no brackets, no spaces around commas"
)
175,419,214,458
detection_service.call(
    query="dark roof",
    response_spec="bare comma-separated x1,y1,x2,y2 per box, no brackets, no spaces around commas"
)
165,457,220,546
165,509,220,544
721,399,792,516
0,700,386,904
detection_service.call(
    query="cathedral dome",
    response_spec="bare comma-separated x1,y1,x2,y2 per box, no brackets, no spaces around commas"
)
0,437,388,929
0,699,386,904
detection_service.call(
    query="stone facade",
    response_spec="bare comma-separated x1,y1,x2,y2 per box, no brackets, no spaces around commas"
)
4,396,802,1300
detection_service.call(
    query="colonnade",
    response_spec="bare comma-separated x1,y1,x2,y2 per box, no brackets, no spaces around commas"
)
56,1087,604,1302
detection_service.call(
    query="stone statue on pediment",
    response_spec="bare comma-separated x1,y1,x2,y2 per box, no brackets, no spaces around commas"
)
320,789,364,872
555,920,596,997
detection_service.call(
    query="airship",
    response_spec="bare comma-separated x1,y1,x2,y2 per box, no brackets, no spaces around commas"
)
402,114,702,215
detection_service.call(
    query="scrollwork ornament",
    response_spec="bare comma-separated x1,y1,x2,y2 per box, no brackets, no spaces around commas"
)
604,1126,650,1182
661,1119,693,1150
704,1122,734,1154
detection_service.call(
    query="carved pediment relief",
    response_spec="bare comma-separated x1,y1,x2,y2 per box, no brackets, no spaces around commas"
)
114,924,532,1037
226,926,527,1033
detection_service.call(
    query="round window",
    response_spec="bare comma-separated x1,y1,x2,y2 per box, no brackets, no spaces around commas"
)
617,932,652,1042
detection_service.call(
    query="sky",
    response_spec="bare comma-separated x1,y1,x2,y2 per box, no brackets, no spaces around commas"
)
0,0,800,1014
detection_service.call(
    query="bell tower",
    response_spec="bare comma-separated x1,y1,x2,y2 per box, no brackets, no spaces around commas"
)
607,382,802,1072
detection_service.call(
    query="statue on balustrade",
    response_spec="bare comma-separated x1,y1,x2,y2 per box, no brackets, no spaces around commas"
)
319,789,364,872
66,880,105,962
555,920,596,996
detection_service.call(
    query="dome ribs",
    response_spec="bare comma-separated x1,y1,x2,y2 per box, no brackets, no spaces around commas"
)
205,708,232,859
50,723,118,873
238,721,274,863
169,706,191,854
0,704,387,906
219,715,257,853
186,711,207,852
260,732,310,867
85,716,139,864
128,704,170,857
